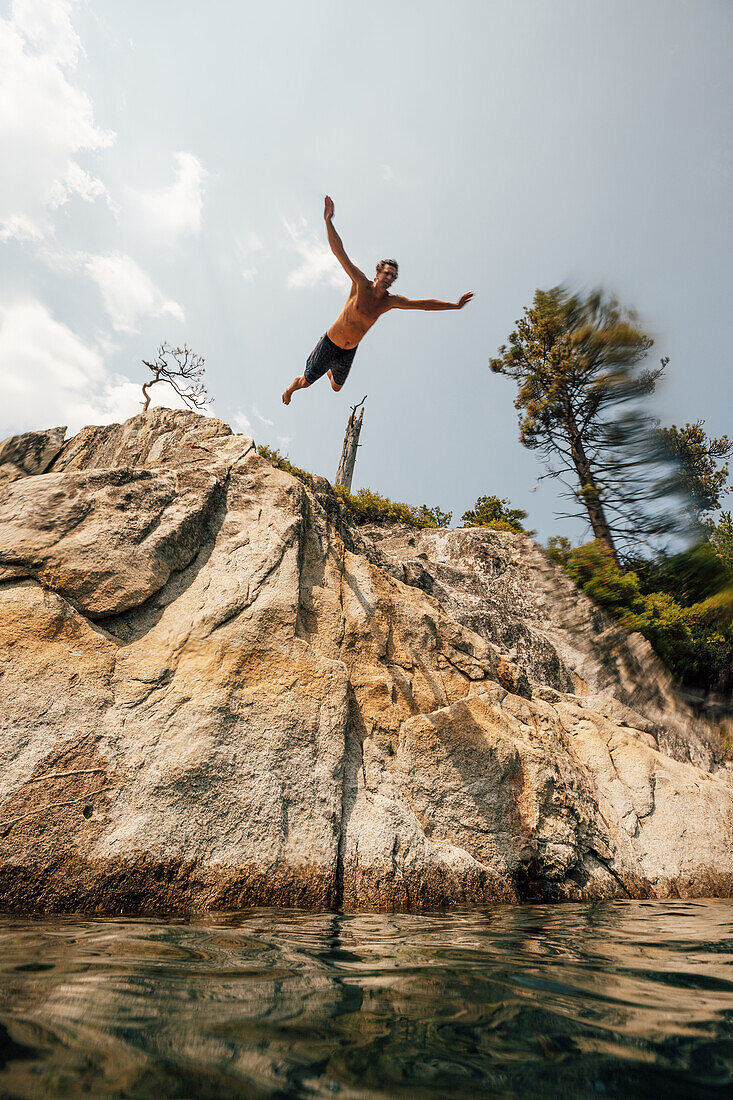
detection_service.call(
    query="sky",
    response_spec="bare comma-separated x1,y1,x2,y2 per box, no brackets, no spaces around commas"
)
1,0,731,543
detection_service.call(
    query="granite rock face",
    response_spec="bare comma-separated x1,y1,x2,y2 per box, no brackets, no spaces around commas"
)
0,409,730,914
356,525,720,770
0,426,66,488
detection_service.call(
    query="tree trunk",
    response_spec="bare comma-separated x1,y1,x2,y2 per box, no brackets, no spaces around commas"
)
335,398,366,492
566,413,619,564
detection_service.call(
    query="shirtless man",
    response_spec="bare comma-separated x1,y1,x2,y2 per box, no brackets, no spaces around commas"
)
281,196,473,404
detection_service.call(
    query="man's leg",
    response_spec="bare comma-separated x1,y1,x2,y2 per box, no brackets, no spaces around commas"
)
282,374,311,405
328,347,355,393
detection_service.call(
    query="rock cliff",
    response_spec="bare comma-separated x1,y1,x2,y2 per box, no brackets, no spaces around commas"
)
0,409,731,914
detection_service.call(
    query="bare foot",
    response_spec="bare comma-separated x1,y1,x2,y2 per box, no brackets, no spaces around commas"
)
282,374,308,404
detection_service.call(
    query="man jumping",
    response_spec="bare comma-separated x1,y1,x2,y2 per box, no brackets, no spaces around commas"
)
282,196,473,404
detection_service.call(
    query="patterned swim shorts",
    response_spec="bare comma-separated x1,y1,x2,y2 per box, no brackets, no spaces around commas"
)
304,333,357,388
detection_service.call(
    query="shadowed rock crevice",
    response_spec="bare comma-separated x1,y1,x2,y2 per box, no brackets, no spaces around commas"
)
0,409,731,915
335,685,367,909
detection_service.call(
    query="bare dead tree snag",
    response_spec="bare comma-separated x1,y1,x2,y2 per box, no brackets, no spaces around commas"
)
141,343,210,412
335,395,366,492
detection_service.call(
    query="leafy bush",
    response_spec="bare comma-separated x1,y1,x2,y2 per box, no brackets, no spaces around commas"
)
257,445,452,529
564,543,646,626
256,444,308,481
709,511,733,573
549,538,733,694
334,486,452,529
624,542,729,606
419,504,453,528
677,591,733,694
461,494,531,534
546,535,573,567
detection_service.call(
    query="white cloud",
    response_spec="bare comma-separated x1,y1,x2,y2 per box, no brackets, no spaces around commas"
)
252,404,274,428
0,300,103,398
234,229,266,281
235,229,264,258
0,300,120,434
50,160,110,208
0,300,201,438
380,164,406,185
83,252,185,333
0,214,43,244
0,0,114,241
283,216,349,290
232,409,252,434
12,0,80,66
127,151,206,241
230,407,288,445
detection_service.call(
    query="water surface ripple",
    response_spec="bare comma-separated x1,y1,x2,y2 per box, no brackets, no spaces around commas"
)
0,900,731,1098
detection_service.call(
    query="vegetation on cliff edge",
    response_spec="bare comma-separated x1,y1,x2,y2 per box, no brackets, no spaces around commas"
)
257,445,452,529
547,533,733,696
257,439,731,696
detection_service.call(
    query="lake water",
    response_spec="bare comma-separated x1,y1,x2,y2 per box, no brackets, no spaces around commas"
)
0,900,731,1099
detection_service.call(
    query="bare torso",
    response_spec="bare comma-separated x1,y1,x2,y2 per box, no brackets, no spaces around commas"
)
327,282,392,349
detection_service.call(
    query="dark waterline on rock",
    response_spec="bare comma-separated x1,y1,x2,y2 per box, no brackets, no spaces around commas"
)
0,899,731,1099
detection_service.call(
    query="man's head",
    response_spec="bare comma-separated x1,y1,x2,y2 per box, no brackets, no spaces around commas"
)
375,259,398,288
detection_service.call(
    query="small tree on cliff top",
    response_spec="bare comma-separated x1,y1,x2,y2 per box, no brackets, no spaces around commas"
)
462,495,531,535
141,343,210,412
490,287,679,563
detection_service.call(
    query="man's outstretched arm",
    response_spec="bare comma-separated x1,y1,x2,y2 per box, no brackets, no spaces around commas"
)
389,291,474,311
324,196,367,285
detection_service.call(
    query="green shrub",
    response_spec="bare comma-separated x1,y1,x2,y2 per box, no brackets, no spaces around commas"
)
334,485,452,529
461,494,531,534
709,512,733,573
256,443,308,481
549,538,733,694
418,504,453,528
625,541,730,605
257,445,452,530
678,590,733,692
563,542,645,624
546,535,574,568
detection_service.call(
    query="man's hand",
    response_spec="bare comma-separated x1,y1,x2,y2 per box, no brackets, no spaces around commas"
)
323,198,367,284
456,292,474,309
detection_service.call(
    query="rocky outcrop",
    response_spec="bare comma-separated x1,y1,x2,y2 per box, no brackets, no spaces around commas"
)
0,409,731,914
0,425,66,488
356,525,720,770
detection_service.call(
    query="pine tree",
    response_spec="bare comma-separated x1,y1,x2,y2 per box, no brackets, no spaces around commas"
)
490,287,679,562
658,421,731,522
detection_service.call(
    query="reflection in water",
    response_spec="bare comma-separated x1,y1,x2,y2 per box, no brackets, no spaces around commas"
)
0,901,731,1098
